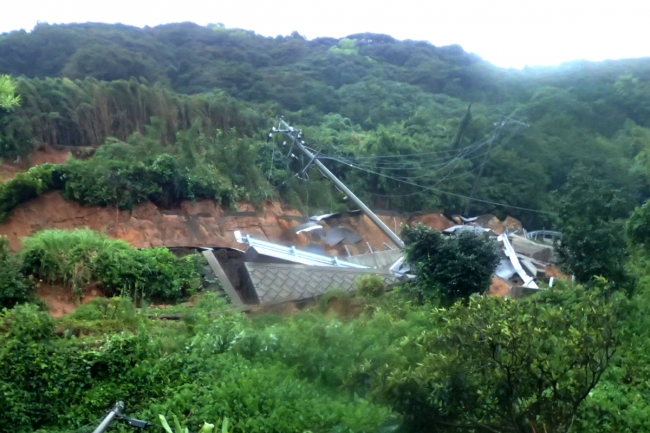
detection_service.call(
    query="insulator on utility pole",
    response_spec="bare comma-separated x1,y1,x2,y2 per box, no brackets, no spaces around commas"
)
276,119,405,249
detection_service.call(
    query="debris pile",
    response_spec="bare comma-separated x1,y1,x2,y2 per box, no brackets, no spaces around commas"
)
453,215,563,296
200,210,563,306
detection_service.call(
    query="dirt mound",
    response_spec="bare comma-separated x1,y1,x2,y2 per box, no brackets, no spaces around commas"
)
489,276,513,297
450,214,523,235
35,283,102,318
0,145,74,183
316,211,454,256
475,214,523,234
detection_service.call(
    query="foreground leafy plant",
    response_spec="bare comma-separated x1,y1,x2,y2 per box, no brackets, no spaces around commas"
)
0,163,57,221
376,285,621,433
0,236,33,308
160,414,218,433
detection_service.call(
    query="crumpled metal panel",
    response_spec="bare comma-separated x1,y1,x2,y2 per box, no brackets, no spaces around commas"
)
235,231,368,269
324,227,363,246
443,225,492,235
243,263,400,304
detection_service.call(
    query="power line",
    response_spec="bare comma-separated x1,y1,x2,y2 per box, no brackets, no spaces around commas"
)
276,113,547,214
317,137,490,168
307,118,523,182
327,157,554,215
317,110,525,165
309,119,534,208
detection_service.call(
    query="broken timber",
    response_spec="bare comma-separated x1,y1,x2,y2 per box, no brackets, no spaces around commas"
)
201,249,244,306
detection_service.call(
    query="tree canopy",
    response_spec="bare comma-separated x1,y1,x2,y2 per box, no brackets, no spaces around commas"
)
0,74,20,109
2,23,650,227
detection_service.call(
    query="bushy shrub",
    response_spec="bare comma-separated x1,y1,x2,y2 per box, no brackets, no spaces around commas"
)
373,286,621,433
67,296,137,322
356,274,386,298
95,247,204,301
0,236,34,309
0,303,54,341
56,138,235,210
142,354,390,433
402,223,500,303
0,129,253,219
21,228,128,291
317,289,352,313
21,228,204,301
0,163,57,221
0,310,163,430
0,300,393,433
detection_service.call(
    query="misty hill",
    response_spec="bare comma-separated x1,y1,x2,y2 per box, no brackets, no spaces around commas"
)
2,22,650,227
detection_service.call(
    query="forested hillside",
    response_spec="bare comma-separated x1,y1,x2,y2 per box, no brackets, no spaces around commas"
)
2,22,650,226
6,21,650,433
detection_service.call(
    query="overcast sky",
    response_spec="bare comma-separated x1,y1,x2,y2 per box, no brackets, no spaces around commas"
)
2,0,649,69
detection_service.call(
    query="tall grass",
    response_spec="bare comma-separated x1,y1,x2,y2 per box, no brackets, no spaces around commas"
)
22,228,127,294
20,228,204,301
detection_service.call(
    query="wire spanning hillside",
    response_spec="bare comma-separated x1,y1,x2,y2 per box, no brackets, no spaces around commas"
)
1,22,650,227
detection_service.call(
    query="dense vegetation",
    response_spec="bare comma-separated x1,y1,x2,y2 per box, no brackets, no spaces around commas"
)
402,223,500,303
4,21,650,433
0,221,647,433
0,279,634,433
2,23,650,227
2,267,649,433
0,229,205,310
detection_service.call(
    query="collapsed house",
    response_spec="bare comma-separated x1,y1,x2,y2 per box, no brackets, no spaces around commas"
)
449,216,562,296
189,210,561,307
195,228,404,306
193,119,561,306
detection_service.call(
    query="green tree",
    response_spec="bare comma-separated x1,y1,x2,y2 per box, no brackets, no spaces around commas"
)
554,165,630,287
378,286,620,433
626,198,650,251
402,223,500,303
0,75,20,109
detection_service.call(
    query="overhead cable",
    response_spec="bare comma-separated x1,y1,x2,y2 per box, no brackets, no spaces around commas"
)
328,157,554,215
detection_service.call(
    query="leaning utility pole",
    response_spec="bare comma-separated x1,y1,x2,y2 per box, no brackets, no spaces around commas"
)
274,119,405,249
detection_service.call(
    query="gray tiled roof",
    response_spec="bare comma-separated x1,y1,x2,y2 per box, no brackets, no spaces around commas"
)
242,263,400,304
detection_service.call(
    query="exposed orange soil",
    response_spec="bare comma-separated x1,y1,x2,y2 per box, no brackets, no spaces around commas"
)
35,283,103,318
0,155,537,312
0,145,72,183
0,190,459,254
488,276,513,297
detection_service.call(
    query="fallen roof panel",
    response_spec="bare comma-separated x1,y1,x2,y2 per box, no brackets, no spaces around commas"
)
235,231,369,269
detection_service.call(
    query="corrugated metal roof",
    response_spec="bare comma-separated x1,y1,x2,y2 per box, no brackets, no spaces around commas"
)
234,231,369,269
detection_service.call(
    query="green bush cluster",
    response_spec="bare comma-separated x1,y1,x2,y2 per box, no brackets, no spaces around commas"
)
57,145,234,210
0,299,392,433
0,236,33,309
355,275,386,298
402,223,500,303
0,163,56,221
21,228,204,301
0,118,276,221
0,285,627,433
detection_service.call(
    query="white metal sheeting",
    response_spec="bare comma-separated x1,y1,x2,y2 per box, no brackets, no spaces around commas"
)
497,234,539,289
234,231,369,269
